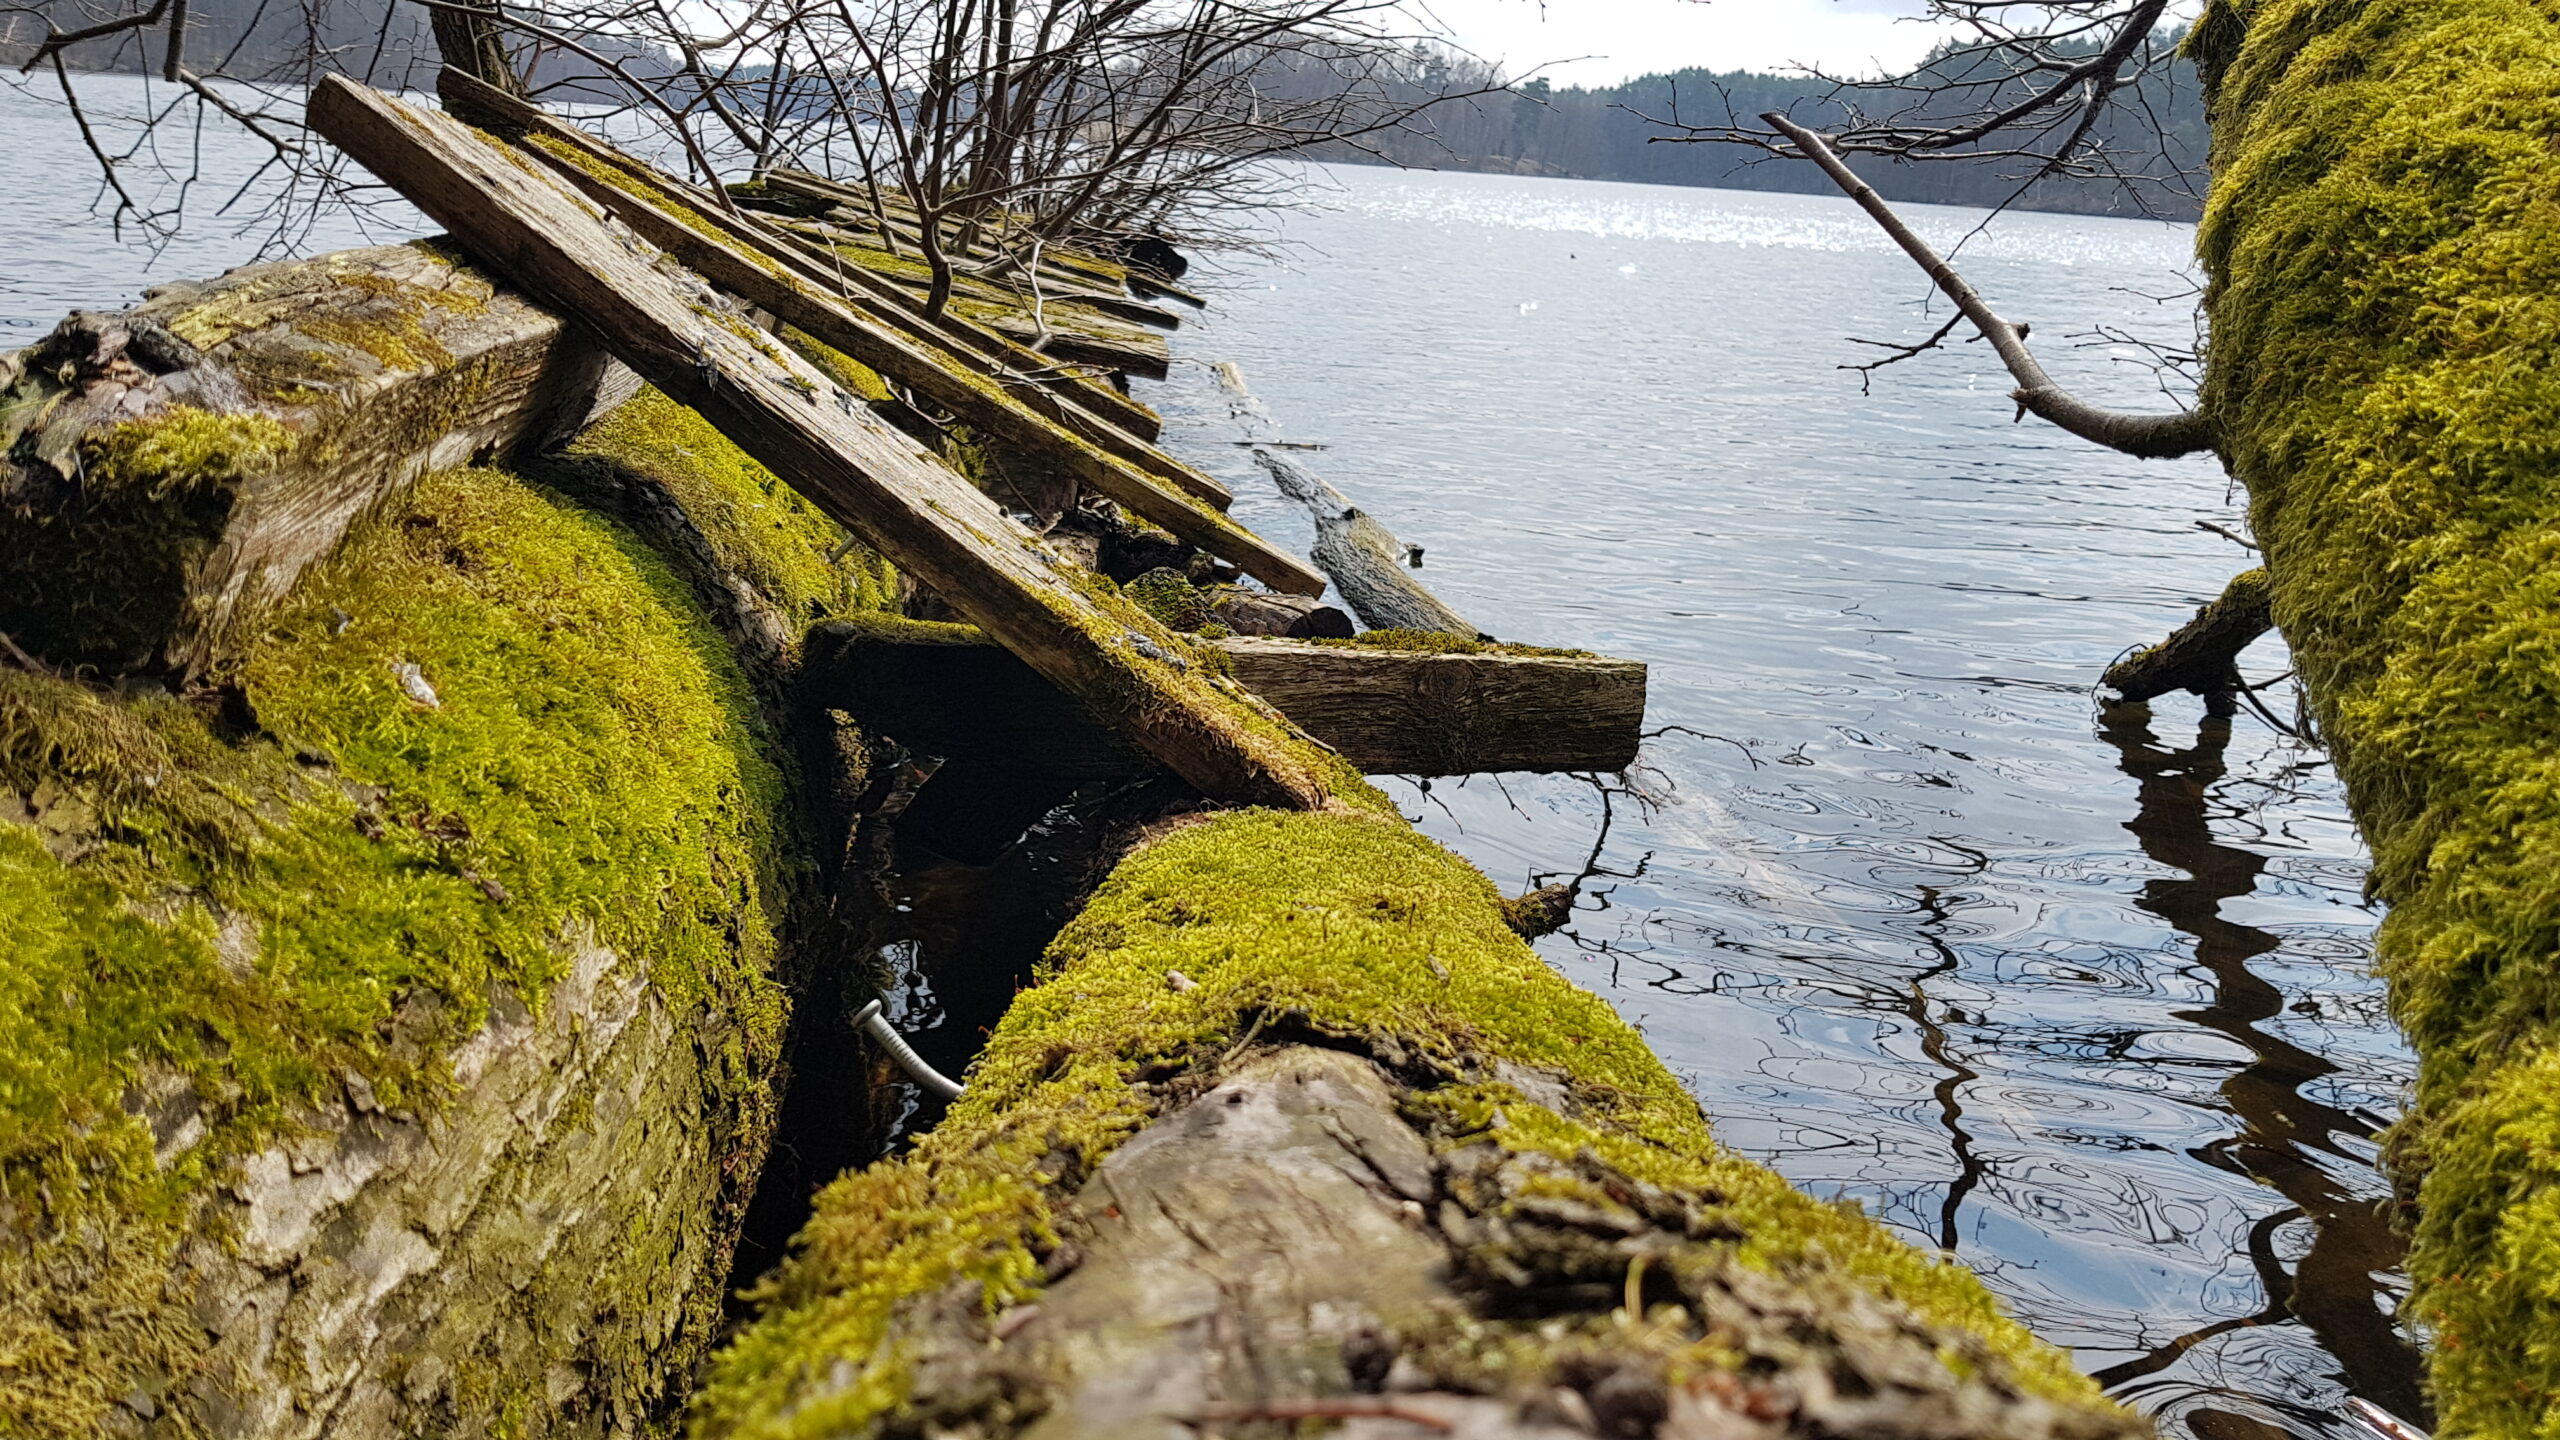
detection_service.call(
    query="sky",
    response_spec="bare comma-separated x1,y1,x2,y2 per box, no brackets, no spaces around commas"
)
1411,0,1944,88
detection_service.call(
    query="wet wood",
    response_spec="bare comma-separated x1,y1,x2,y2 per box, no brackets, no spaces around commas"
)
2101,569,2272,704
434,69,1169,446
0,245,632,675
1218,637,1645,775
310,75,1333,810
489,115,1319,595
1206,586,1354,639
806,620,1645,776
1255,448,1482,638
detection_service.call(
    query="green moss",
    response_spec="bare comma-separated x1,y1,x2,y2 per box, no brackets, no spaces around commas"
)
1120,567,1208,631
1315,627,1592,658
2194,0,2560,1430
568,387,898,625
0,465,797,1433
687,811,2109,1437
83,408,293,499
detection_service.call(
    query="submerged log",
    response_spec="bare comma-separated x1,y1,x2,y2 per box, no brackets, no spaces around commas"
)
1255,447,1483,639
2099,569,2273,706
685,810,2147,1440
309,75,1348,811
0,244,633,674
805,617,1645,776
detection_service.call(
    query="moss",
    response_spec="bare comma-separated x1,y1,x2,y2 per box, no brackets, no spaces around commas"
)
687,811,2111,1437
1120,567,1208,631
1315,627,1593,658
567,387,898,625
2194,0,2560,1430
0,464,798,1433
82,408,293,499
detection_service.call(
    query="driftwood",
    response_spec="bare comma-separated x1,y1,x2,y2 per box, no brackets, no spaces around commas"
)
0,245,633,674
434,69,1176,456
309,76,1337,810
485,108,1318,596
805,618,1645,776
1256,448,1483,638
2100,569,2273,707
1206,586,1354,639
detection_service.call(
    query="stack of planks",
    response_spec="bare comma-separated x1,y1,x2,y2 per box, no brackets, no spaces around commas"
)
290,72,1646,786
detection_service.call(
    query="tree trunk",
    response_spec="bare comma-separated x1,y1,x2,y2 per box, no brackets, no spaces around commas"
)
2191,1,2560,1431
427,0,523,99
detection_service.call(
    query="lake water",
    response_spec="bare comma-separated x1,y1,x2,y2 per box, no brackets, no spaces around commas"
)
0,76,2423,1440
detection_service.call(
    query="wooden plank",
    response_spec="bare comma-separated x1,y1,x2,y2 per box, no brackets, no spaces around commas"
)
1255,449,1482,638
760,168,1175,326
496,122,1322,596
806,618,1647,776
308,75,1337,810
433,69,1169,447
0,244,633,675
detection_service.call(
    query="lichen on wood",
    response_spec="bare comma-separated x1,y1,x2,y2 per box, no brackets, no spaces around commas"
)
687,810,2136,1440
2193,0,2560,1430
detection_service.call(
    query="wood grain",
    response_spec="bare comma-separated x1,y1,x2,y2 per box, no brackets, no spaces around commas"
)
308,75,1332,810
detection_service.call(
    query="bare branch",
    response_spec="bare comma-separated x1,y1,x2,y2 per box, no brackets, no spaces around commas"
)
1761,110,2213,459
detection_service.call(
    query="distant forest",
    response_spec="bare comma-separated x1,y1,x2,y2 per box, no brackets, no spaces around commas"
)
1287,43,2209,222
4,0,2205,223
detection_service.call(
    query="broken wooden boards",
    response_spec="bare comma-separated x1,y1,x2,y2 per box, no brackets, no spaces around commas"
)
435,68,1207,502
438,89,1318,598
806,617,1647,776
308,75,1345,810
0,244,633,674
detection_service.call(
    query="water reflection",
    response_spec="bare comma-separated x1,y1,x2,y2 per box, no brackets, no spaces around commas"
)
2092,705,2426,1433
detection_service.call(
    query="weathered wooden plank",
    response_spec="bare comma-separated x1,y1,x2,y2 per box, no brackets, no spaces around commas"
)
1218,637,1644,774
759,168,1178,328
0,244,633,674
1255,448,1483,638
496,123,1320,596
806,617,1646,776
434,69,1170,447
308,76,1337,809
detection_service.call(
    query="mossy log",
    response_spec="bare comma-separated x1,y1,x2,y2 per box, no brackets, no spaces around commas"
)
687,811,2144,1440
0,243,636,675
2191,0,2560,1430
0,456,815,1437
2098,569,2272,706
803,616,1646,776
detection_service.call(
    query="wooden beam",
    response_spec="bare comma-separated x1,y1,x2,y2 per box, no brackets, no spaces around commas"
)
806,618,1647,776
308,76,1339,810
434,68,1170,447
492,121,1320,596
0,244,632,675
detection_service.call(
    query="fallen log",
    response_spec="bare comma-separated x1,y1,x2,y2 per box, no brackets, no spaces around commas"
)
309,76,1349,811
433,68,1175,453
804,617,1645,776
1206,585,1355,638
685,810,2147,1440
2099,569,2273,707
0,244,633,674
1256,447,1483,638
488,114,1318,596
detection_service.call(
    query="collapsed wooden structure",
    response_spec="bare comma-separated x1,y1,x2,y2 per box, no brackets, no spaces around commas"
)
0,71,2155,1440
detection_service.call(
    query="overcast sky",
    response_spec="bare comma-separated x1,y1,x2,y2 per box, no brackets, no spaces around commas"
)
1412,0,1942,88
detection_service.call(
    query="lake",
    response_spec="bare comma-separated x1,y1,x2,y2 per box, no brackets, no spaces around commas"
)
0,75,2422,1440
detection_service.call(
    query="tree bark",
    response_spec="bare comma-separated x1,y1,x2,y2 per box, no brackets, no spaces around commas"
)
2099,569,2272,704
0,244,633,675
